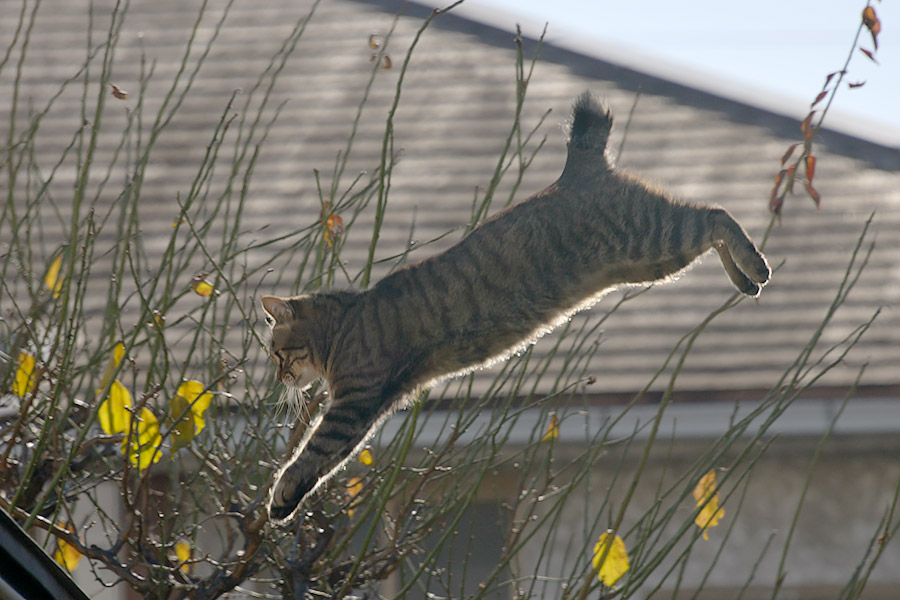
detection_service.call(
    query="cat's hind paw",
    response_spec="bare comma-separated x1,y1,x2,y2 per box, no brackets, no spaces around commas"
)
713,240,770,298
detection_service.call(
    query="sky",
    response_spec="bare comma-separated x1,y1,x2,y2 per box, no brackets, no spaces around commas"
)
438,0,899,148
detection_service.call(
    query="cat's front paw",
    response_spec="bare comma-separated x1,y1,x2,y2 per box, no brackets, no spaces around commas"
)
268,465,316,523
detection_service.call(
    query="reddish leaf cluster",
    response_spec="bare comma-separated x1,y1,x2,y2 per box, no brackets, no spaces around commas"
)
770,125,821,217
770,3,884,219
858,5,881,71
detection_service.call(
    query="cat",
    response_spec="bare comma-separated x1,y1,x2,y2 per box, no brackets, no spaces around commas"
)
261,92,770,523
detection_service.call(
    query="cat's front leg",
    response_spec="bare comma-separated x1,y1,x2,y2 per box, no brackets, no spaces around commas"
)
268,390,392,523
269,454,319,521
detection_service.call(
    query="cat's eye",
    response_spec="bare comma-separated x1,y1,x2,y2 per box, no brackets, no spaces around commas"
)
278,345,309,360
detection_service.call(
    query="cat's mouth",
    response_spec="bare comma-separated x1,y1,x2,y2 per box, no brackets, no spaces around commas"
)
280,365,319,391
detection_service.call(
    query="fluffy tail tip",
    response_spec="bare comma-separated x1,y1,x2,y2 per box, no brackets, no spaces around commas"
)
569,92,613,155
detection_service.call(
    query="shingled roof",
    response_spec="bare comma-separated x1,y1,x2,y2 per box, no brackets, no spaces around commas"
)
3,0,899,399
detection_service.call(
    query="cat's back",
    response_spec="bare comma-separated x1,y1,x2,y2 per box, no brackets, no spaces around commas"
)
354,179,626,382
333,93,707,387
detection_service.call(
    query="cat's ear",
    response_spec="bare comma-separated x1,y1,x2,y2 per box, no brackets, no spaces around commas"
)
261,296,294,323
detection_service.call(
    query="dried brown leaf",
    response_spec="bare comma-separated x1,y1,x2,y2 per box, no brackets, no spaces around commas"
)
848,81,866,89
770,167,792,215
769,190,784,217
770,170,782,213
804,182,821,208
784,164,797,194
805,155,816,182
811,90,828,108
781,143,799,165
369,53,392,69
859,47,879,64
774,169,786,189
863,6,881,49
800,112,816,139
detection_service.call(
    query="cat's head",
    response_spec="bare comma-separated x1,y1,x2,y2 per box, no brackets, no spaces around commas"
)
261,295,324,390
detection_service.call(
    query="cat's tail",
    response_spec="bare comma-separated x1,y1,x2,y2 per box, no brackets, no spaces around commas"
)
568,91,613,157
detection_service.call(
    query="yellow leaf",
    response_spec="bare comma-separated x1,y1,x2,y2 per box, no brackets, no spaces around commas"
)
99,342,125,390
13,351,38,397
121,407,162,470
148,310,165,329
45,254,63,298
592,531,629,587
175,541,192,574
53,524,82,572
191,279,215,297
98,380,132,435
168,394,196,452
693,470,725,540
358,448,374,466
347,476,363,499
323,213,344,248
693,470,716,503
346,476,363,517
541,413,559,442
175,380,213,433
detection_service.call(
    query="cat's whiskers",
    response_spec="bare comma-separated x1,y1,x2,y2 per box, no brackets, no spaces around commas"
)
277,385,306,423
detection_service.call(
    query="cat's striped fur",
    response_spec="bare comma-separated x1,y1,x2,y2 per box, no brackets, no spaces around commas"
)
262,92,770,523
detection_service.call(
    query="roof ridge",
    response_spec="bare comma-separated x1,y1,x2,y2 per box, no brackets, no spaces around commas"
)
355,0,900,170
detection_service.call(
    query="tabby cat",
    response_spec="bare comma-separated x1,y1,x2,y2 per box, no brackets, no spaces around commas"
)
262,92,770,522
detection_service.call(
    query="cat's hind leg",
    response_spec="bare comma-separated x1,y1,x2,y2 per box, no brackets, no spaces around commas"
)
714,242,761,297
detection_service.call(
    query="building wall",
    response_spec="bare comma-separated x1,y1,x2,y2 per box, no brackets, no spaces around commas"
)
509,432,900,599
